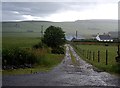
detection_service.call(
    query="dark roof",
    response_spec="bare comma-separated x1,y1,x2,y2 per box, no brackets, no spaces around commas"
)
71,37,81,41
99,35,112,40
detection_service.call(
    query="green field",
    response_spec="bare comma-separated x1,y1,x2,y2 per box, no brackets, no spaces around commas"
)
72,44,120,74
2,35,64,75
3,37,40,49
3,32,42,38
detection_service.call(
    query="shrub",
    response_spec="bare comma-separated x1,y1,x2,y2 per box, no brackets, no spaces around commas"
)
2,48,38,69
33,42,47,49
51,46,65,54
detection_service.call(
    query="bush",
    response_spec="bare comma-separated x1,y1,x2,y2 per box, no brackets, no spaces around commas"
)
42,26,66,48
2,48,38,69
33,42,47,49
51,47,65,54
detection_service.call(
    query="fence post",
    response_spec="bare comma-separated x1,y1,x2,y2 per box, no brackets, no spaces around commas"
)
89,51,91,60
87,50,88,59
88,50,89,59
106,50,108,65
82,49,83,55
98,50,100,63
93,51,95,61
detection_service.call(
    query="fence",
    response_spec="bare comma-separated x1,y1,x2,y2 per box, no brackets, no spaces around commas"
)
74,45,109,65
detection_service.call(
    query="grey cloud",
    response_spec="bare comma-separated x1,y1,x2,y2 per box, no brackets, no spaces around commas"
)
2,2,63,17
3,2,80,21
2,1,118,21
60,2,97,11
2,11,24,21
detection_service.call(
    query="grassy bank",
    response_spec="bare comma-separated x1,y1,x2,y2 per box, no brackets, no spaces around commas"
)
2,37,64,75
3,54,64,75
72,43,120,75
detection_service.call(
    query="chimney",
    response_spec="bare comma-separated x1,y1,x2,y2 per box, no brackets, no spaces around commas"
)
76,31,78,39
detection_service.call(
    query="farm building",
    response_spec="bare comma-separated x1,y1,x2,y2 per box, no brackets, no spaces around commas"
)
96,33,113,42
71,37,81,42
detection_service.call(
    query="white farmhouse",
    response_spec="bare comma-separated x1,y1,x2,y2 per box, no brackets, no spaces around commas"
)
96,34,113,42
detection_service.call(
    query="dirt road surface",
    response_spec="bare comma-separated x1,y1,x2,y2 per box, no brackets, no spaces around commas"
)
2,44,120,87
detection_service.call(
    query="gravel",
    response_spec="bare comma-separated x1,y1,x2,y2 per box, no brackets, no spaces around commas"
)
2,44,120,86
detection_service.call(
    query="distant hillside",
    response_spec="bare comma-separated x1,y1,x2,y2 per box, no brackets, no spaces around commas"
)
108,31,118,38
2,20,118,37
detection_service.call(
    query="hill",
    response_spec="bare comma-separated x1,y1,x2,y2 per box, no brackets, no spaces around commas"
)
2,19,118,38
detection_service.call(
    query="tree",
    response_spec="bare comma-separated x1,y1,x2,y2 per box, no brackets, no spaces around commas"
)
42,26,66,54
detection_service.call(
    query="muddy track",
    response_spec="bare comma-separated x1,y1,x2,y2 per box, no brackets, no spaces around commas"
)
2,44,120,86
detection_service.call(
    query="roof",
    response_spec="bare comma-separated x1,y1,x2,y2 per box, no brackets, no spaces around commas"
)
98,35,113,40
71,37,81,41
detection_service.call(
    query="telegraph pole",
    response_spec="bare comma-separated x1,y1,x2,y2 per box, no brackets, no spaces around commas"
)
40,25,44,49
41,25,43,37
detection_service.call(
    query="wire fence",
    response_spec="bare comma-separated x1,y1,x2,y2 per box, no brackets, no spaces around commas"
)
74,45,109,65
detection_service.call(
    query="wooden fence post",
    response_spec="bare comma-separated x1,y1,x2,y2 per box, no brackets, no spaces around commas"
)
82,49,83,55
87,50,88,59
88,50,89,60
89,51,91,60
93,51,95,61
106,50,108,65
98,50,100,63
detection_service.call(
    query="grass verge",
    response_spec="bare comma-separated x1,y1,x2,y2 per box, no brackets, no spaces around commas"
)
69,47,77,65
2,66,51,75
3,54,64,75
72,44,120,75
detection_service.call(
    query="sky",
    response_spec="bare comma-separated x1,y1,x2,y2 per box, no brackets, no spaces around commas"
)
2,0,119,22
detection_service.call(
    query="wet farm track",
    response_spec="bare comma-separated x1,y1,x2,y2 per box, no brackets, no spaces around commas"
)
2,44,120,87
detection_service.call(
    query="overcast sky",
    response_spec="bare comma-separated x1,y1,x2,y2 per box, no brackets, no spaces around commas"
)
2,0,119,22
